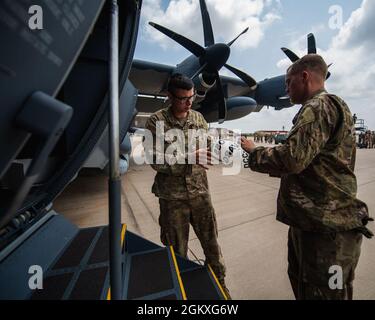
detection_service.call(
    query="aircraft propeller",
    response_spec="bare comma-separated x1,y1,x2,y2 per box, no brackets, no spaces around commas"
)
149,0,257,123
281,33,332,79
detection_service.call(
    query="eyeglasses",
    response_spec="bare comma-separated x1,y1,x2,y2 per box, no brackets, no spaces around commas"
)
171,93,196,103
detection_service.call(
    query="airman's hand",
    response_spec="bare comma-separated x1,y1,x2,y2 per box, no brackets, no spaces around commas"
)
241,136,256,153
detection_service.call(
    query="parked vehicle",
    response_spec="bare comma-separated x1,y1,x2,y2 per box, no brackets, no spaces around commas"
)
274,133,288,144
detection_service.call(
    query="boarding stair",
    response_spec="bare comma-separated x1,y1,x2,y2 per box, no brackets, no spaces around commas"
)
0,213,227,300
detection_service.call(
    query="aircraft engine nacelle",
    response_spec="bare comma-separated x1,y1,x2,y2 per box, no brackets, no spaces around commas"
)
255,75,292,110
226,96,257,121
201,96,257,122
193,73,216,102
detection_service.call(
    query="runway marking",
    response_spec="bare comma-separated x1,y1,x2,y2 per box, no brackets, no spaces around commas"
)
121,185,141,233
359,180,375,187
239,180,279,190
210,174,279,191
188,212,275,242
128,177,158,224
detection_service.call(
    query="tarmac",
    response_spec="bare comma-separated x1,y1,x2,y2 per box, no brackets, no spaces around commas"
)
54,143,375,300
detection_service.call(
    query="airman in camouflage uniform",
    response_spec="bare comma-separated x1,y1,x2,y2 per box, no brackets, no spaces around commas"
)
145,74,228,296
365,131,371,148
368,131,374,149
241,54,373,300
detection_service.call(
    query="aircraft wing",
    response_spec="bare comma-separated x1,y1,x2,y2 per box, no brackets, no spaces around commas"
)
129,59,289,119
130,59,253,98
129,59,174,96
219,75,254,97
129,59,258,113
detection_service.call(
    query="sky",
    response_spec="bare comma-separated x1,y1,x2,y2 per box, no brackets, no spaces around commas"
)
134,0,374,132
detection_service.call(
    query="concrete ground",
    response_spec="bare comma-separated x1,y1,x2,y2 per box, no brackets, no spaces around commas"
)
54,146,375,300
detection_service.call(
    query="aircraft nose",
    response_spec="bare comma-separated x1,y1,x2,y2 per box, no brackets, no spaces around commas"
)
205,43,230,70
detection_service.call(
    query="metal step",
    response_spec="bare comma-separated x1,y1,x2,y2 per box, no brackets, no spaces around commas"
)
123,231,185,300
123,231,227,300
177,256,227,300
0,213,78,300
0,213,227,300
31,226,113,300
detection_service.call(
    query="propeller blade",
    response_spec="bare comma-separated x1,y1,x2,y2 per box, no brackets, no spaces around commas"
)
149,22,205,57
214,72,227,124
199,0,215,47
224,64,257,89
281,34,333,80
227,27,249,47
307,33,317,54
281,47,300,62
191,62,208,80
326,63,332,79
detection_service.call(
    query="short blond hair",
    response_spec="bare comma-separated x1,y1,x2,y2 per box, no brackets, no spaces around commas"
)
287,54,328,79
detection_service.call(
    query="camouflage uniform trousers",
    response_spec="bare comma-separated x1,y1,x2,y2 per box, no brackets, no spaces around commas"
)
158,195,227,287
287,226,363,300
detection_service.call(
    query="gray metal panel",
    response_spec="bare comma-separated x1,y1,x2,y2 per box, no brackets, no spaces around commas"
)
83,80,138,169
0,214,78,300
129,60,174,95
0,210,56,262
40,1,143,210
0,0,105,178
135,96,166,113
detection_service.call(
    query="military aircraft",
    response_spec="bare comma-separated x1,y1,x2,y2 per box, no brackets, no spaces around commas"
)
128,0,322,124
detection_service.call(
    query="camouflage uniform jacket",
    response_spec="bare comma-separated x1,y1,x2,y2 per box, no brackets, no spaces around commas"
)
145,106,210,200
248,89,371,233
